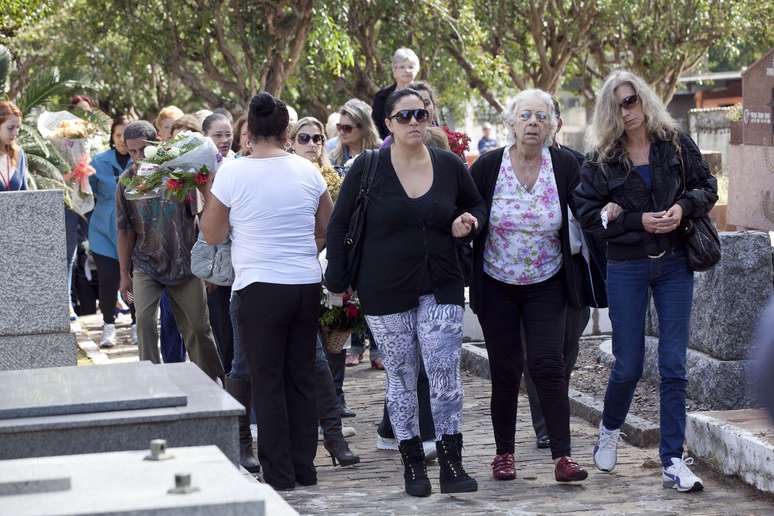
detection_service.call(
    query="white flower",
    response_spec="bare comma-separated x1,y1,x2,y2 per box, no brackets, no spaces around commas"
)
167,147,181,158
144,145,158,159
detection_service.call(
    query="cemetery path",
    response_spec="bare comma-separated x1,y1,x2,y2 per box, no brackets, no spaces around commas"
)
75,313,774,514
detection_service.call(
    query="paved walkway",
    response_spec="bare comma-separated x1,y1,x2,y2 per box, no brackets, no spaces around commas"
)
75,314,774,514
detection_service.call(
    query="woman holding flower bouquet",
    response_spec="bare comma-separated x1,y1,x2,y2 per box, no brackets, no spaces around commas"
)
326,88,486,497
201,92,334,491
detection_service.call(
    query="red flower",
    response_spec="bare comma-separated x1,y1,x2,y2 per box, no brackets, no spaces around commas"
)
195,171,209,185
443,126,471,159
166,178,183,191
345,304,359,319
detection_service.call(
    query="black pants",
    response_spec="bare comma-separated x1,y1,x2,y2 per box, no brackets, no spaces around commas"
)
207,285,234,376
478,272,571,459
525,305,591,440
92,252,135,325
238,281,320,489
316,333,343,441
377,355,436,441
325,349,348,410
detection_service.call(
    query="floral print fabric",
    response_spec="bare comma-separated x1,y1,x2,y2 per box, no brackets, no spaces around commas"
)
483,145,562,285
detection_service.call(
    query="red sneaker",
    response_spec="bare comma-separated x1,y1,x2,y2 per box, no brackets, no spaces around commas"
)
491,453,516,480
555,456,588,482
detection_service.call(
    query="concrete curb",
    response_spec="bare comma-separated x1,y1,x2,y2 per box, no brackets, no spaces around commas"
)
686,411,774,494
460,342,660,448
71,321,111,365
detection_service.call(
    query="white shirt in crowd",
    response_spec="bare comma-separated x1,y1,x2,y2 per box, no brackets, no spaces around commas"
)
210,154,327,290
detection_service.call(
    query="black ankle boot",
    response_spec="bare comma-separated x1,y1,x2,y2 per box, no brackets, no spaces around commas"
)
398,436,432,497
225,377,261,473
323,434,361,467
437,433,477,493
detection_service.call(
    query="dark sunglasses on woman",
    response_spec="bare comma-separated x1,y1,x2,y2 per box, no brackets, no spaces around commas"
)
388,108,430,124
620,94,640,109
296,133,324,145
337,123,359,134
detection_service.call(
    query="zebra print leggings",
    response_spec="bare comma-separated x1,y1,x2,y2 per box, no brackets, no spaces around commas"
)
366,295,464,442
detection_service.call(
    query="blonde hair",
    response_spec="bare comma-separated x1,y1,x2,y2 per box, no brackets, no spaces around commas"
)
425,127,450,150
587,70,678,163
330,99,381,166
502,89,557,147
290,117,332,169
171,114,202,135
154,105,184,130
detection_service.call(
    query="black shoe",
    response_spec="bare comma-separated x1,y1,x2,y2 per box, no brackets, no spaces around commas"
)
398,436,432,497
437,433,478,494
225,377,261,473
536,435,551,449
340,405,356,418
324,436,361,467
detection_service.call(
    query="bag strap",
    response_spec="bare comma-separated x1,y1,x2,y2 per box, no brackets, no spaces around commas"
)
358,149,378,199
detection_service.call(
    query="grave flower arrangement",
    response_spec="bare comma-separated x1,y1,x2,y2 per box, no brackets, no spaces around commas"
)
443,125,471,159
319,164,343,202
121,131,221,201
319,287,367,353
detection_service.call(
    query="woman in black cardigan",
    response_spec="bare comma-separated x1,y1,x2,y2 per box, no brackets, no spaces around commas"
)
470,89,588,483
326,88,486,497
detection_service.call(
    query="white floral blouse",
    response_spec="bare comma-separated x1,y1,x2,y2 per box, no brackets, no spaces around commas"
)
483,145,563,285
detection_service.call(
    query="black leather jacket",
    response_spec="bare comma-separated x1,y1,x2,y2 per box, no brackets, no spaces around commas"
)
574,132,718,261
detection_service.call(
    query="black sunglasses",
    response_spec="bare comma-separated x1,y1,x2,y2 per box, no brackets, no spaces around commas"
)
296,133,324,145
388,109,430,124
620,94,640,109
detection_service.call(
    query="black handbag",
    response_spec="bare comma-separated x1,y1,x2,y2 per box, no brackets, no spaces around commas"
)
677,152,721,272
343,149,379,288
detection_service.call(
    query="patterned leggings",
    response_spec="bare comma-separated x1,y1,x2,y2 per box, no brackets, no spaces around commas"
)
366,295,464,442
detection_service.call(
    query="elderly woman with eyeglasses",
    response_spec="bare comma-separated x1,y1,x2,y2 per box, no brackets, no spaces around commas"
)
469,89,589,483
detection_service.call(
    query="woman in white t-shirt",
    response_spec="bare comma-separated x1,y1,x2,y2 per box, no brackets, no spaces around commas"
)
201,92,334,491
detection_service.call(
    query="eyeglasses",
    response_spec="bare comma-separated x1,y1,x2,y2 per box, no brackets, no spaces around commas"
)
620,94,640,109
517,110,549,123
388,109,430,124
337,123,360,134
296,133,324,145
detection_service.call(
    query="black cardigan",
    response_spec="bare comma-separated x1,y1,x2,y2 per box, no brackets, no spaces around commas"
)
325,147,487,316
469,146,586,313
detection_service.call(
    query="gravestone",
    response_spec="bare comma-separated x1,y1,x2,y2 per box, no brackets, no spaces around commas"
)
0,361,242,463
728,48,774,230
0,190,77,370
0,445,298,515
622,232,771,409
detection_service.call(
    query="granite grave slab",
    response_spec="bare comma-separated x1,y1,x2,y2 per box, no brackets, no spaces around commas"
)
0,361,186,419
0,445,298,515
0,362,242,463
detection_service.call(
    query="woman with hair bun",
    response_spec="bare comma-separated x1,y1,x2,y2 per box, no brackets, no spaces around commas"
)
201,92,334,491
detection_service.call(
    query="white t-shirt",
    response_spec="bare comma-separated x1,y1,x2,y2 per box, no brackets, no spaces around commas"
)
210,154,327,289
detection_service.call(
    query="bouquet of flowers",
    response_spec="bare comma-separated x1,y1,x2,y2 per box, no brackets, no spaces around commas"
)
121,131,221,201
319,164,343,202
38,111,100,214
319,286,367,353
443,126,471,160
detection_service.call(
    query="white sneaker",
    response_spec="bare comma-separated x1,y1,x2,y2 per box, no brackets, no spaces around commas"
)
662,456,704,492
422,440,437,461
593,422,624,472
376,434,398,451
99,324,117,348
130,324,138,345
342,426,356,438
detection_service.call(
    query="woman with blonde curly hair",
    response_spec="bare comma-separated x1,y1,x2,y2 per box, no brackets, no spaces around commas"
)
574,70,717,492
154,105,184,142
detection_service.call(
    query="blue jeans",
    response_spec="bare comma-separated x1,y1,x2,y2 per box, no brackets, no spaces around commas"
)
228,290,251,380
160,290,186,363
602,252,693,467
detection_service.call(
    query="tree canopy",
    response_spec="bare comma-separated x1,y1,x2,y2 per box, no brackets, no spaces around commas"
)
2,0,770,121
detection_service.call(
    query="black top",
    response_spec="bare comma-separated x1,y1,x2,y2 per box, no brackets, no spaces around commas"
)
469,146,590,313
325,147,487,316
573,132,718,261
372,83,397,139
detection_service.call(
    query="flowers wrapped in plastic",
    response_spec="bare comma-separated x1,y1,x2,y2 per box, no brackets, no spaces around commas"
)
120,131,221,201
38,111,100,214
